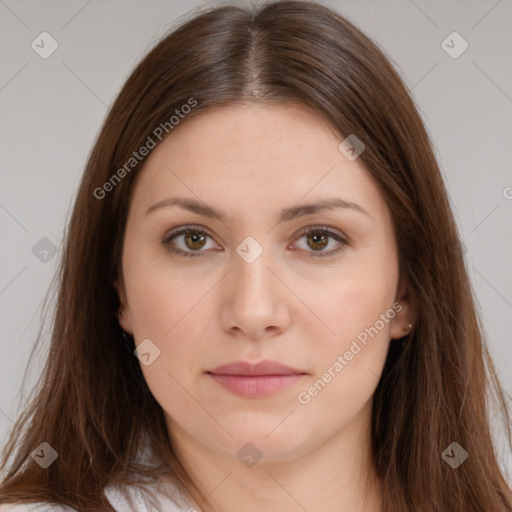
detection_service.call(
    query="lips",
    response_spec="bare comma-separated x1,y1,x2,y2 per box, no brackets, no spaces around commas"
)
206,360,307,398
207,360,305,376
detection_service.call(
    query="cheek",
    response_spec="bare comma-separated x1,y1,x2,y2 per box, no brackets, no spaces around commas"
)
123,248,213,396
329,280,396,341
301,254,398,401
313,255,398,347
123,266,206,415
124,243,204,340
290,288,395,440
131,278,207,425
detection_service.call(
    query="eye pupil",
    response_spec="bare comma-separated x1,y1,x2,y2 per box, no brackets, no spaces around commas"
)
185,231,206,250
307,231,328,251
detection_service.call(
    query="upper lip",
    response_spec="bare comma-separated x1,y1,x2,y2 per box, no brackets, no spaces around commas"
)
207,360,306,376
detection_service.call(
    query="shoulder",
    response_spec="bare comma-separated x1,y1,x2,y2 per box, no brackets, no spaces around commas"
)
0,504,76,512
104,473,193,511
0,474,192,512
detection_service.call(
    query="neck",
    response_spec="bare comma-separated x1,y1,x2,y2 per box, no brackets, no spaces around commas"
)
165,398,383,512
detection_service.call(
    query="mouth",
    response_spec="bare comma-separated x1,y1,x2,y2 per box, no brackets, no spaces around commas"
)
206,360,307,398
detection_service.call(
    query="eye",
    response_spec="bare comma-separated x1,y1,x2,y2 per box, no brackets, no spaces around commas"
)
162,225,220,258
291,226,348,258
162,224,348,258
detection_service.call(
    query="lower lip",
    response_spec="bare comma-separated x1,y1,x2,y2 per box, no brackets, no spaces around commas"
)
207,373,305,398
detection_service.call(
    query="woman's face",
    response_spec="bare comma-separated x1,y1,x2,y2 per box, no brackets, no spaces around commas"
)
115,104,413,463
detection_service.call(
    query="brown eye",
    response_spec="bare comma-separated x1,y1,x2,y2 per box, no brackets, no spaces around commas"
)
306,231,329,251
162,225,218,258
293,226,348,258
162,224,347,259
184,230,207,250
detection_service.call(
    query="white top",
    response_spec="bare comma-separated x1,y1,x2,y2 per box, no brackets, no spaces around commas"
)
0,475,193,511
0,438,196,511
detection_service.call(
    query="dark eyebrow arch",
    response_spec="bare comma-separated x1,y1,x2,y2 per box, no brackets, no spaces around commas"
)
145,197,370,223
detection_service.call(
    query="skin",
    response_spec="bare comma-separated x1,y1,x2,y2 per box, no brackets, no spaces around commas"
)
115,104,415,512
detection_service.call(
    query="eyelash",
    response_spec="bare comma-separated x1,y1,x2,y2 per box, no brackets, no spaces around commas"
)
162,224,348,259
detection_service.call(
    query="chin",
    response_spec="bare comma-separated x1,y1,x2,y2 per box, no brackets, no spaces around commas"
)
212,419,309,461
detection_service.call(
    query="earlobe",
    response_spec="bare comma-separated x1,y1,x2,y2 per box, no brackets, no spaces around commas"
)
113,278,133,334
117,307,132,335
390,276,416,340
113,278,127,308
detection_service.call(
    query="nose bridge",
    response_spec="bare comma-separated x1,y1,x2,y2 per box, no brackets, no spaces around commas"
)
232,239,275,305
221,236,289,338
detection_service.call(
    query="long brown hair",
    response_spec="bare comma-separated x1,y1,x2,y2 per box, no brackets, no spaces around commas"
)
1,1,511,510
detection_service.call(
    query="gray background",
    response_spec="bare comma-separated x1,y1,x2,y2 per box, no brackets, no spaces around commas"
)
1,0,511,480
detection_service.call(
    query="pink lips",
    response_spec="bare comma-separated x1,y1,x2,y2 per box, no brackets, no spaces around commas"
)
206,360,307,398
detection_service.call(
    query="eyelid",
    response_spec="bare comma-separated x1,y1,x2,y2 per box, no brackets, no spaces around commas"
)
290,225,348,258
162,224,222,257
163,224,216,243
293,225,348,243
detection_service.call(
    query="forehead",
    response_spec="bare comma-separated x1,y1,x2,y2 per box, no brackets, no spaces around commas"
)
146,104,339,174
127,104,388,223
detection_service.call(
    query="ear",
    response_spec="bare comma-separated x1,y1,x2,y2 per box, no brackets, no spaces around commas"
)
390,275,416,340
113,277,133,335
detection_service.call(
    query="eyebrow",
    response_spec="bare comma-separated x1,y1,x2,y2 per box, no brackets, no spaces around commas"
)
145,196,371,223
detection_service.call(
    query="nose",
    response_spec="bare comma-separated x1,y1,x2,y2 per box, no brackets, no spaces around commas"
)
219,247,291,341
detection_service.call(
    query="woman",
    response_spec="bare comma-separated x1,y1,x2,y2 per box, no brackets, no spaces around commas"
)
1,1,510,511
